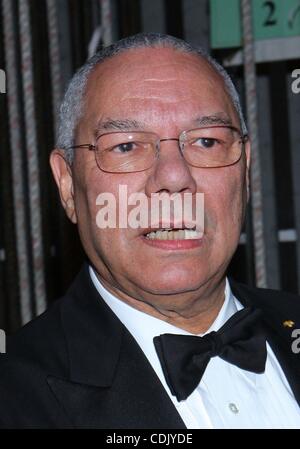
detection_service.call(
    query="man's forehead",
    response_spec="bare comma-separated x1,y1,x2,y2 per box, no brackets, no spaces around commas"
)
87,46,222,88
80,47,238,134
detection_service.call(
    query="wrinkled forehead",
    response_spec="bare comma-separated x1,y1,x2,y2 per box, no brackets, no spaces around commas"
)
81,47,238,130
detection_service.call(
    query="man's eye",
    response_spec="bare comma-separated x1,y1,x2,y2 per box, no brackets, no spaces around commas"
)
113,142,137,153
193,138,218,149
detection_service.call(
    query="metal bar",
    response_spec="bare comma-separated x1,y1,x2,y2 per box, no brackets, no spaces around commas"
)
241,0,267,287
2,0,32,324
240,229,297,244
91,0,101,30
101,0,113,46
140,0,166,34
164,0,183,38
182,0,209,49
257,73,280,289
287,68,300,293
223,36,300,67
46,0,62,139
19,0,47,316
55,0,73,94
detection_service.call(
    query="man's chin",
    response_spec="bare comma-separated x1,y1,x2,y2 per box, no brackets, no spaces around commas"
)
135,276,209,297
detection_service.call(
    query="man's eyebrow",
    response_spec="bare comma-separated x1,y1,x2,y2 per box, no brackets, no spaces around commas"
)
94,114,234,136
193,114,234,127
94,118,145,136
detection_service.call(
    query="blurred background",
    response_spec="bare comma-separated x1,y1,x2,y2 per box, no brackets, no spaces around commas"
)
0,0,300,333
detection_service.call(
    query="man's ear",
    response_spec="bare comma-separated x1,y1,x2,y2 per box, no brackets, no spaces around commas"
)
49,149,77,224
245,139,251,202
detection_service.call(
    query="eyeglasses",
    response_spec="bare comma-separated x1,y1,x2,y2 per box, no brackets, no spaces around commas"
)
65,125,248,173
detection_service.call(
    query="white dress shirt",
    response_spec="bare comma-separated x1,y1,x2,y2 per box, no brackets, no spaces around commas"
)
89,266,300,429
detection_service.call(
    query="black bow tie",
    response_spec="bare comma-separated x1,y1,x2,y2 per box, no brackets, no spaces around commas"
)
153,307,267,401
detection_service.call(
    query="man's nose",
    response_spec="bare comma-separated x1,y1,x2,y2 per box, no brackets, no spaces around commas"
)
145,140,197,196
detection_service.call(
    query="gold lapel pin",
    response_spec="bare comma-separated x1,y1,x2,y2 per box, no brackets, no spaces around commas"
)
283,320,295,328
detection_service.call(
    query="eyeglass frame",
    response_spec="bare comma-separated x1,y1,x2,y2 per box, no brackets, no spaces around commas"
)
63,124,249,173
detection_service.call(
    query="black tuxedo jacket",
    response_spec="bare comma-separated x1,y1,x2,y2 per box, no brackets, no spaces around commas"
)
0,264,300,428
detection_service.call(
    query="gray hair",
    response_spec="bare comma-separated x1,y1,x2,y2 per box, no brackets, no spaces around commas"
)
56,33,247,163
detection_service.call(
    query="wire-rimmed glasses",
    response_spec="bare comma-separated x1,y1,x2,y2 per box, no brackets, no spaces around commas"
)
64,125,248,173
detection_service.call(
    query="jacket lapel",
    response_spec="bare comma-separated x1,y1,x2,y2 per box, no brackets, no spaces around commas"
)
48,264,185,429
230,279,300,406
47,265,300,426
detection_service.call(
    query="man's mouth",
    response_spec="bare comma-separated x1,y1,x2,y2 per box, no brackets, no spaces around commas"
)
144,228,202,240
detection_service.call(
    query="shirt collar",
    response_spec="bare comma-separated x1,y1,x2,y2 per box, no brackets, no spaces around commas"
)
89,266,250,401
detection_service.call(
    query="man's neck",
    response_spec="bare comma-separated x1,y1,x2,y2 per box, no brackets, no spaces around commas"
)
92,269,227,334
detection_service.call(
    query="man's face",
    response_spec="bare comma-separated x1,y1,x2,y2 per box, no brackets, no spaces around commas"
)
51,47,250,312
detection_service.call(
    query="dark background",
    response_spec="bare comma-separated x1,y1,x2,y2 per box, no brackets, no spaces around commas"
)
0,0,300,333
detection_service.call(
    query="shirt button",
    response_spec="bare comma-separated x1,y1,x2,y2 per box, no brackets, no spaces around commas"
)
229,403,239,414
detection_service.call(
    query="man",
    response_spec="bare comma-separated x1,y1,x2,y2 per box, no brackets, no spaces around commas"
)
1,33,300,429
